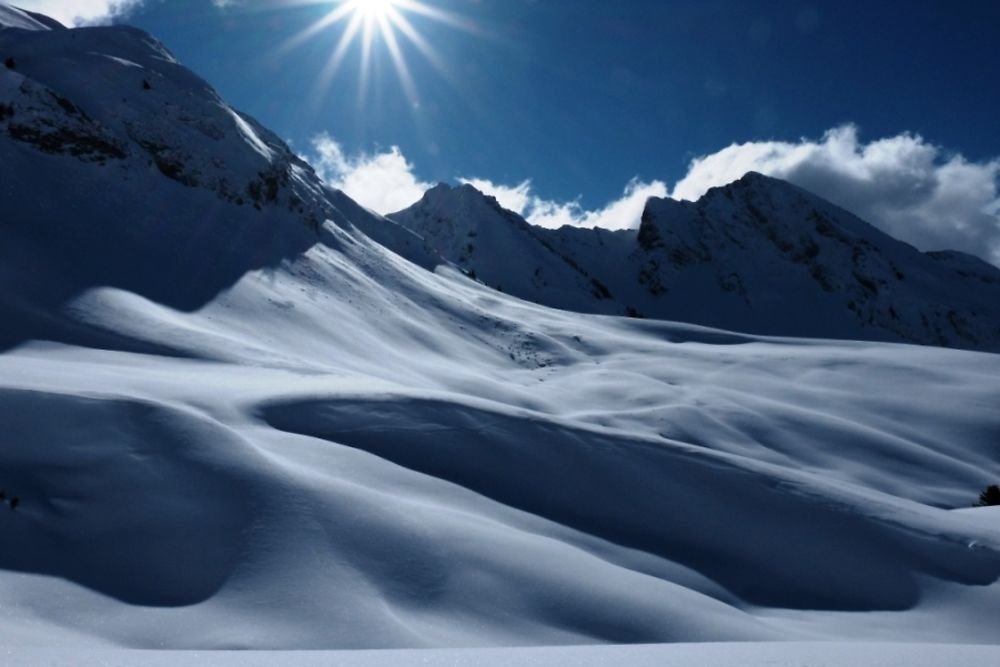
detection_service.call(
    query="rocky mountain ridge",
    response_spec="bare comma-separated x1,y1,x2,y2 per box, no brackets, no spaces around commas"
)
391,173,1000,351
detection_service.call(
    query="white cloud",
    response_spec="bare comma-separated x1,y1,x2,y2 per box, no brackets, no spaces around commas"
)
459,176,667,231
525,179,668,231
458,178,533,217
307,135,666,229
15,0,241,25
306,125,1000,264
14,0,144,25
308,134,434,215
673,124,1000,264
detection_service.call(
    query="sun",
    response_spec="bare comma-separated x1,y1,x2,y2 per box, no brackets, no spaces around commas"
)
351,0,399,21
278,0,472,111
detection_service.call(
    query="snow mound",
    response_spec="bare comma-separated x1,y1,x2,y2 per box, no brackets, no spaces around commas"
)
6,643,1000,667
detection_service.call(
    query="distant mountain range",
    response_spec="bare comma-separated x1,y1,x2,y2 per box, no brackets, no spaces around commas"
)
3,0,997,352
391,176,1000,351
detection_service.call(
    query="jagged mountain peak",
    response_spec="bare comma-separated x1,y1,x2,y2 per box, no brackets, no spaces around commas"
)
643,170,883,247
0,14,432,346
391,180,540,263
391,181,614,308
407,180,522,225
391,171,1000,350
0,17,332,224
698,170,788,199
634,175,1000,348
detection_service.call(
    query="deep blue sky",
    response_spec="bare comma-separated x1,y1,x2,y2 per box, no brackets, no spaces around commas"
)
119,0,1000,208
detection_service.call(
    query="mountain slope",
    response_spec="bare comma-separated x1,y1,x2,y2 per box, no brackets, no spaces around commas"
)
0,14,432,349
0,4,62,30
390,176,1000,351
389,183,619,309
1,7,999,653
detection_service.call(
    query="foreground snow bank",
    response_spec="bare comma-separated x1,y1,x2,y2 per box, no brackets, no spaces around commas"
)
5,643,1000,667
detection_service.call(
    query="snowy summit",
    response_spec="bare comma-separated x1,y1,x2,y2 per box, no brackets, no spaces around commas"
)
391,175,1000,351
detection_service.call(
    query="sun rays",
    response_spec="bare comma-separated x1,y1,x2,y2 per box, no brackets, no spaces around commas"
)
275,0,471,111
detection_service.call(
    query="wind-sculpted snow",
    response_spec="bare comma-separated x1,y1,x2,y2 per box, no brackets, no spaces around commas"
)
0,237,998,648
0,389,252,606
8,643,1000,667
258,395,998,611
7,643,1000,667
1,7,999,653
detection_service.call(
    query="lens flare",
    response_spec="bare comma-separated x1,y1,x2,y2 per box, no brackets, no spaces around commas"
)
277,0,473,112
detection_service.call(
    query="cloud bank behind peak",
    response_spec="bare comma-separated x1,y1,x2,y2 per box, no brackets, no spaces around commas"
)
307,124,1000,265
674,125,1000,265
308,135,667,232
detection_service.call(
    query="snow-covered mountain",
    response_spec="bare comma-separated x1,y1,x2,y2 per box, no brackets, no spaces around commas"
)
0,5,433,349
391,176,1000,351
1,6,999,659
389,183,622,311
